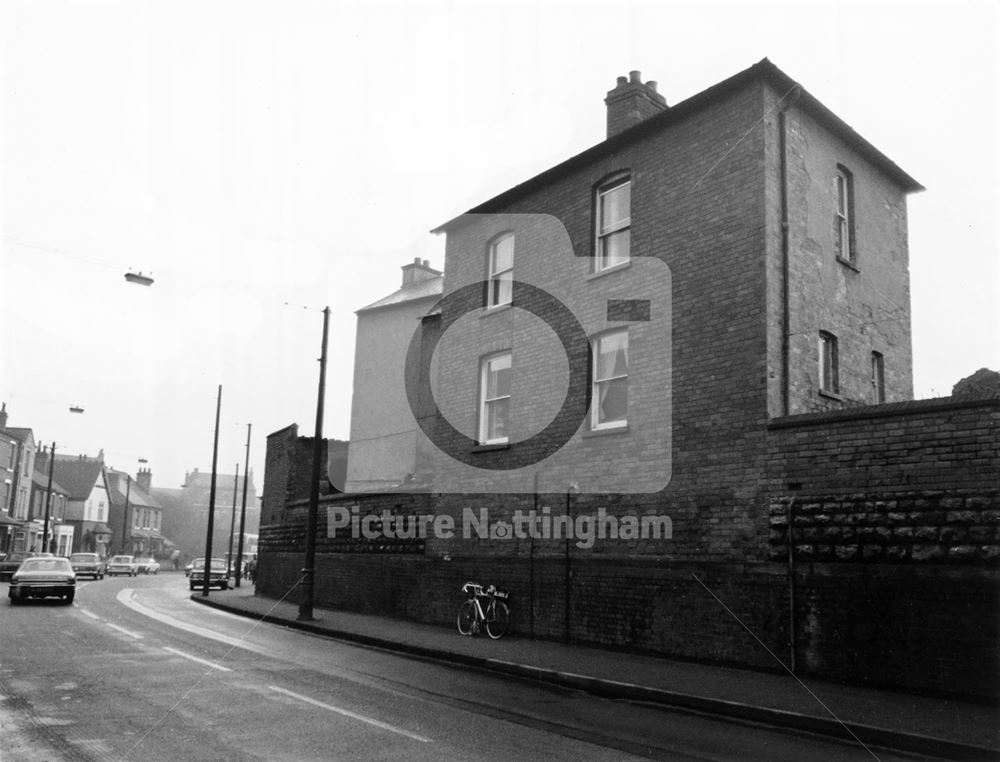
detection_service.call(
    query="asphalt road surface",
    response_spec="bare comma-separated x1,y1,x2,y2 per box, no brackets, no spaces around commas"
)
1,573,918,761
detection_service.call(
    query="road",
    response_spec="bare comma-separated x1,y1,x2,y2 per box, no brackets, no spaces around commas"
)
1,572,917,761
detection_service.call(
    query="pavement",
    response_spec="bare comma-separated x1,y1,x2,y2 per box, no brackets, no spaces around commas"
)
191,582,1000,760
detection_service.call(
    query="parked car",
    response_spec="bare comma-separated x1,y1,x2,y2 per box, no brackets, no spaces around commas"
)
106,555,137,577
134,557,159,574
69,552,105,579
188,557,230,590
0,551,38,582
9,556,76,604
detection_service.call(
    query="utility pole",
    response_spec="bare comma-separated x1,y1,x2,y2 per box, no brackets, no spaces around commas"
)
298,306,329,621
42,442,55,554
120,474,132,555
202,385,222,597
235,423,251,588
227,464,239,574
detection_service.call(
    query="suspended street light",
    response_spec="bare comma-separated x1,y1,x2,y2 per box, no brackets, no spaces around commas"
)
124,270,154,286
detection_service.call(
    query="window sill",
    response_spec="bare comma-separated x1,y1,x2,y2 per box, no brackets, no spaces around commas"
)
836,256,860,273
582,423,630,439
480,303,513,318
818,389,844,402
472,442,510,453
586,260,631,281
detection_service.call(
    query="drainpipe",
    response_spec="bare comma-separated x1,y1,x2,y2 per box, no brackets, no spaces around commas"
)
786,495,797,674
779,87,801,417
530,472,537,639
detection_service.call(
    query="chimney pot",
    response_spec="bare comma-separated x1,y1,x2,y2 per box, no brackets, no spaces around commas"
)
629,70,641,84
646,80,657,93
616,76,628,87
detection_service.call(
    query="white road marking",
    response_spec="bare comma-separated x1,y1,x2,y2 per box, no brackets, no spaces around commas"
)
116,588,276,658
163,646,232,672
267,685,431,743
78,608,101,620
105,623,143,640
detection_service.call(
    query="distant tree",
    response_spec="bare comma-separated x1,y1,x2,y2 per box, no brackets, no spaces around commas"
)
952,368,1000,399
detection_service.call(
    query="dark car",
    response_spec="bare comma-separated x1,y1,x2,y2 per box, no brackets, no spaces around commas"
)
9,557,76,604
189,557,230,590
69,552,105,579
0,551,38,582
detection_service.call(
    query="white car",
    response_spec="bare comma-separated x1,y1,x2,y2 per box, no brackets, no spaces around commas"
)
134,557,159,574
106,555,137,577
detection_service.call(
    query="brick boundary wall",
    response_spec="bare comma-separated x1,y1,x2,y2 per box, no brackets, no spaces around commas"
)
257,397,999,698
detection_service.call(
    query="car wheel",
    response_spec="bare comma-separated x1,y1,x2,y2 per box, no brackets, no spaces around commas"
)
64,592,75,605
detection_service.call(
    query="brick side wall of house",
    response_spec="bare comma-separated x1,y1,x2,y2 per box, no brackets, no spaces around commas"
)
427,82,772,563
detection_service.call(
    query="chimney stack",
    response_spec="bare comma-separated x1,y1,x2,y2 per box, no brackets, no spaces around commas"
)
401,257,441,288
136,467,152,493
605,70,667,139
0,402,7,430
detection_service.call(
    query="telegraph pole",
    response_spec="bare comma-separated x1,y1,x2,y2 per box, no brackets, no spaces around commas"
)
298,306,329,621
235,423,251,588
227,464,239,574
202,385,222,597
42,442,55,554
120,474,132,555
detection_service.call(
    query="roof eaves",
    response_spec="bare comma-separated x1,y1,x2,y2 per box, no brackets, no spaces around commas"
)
432,58,922,233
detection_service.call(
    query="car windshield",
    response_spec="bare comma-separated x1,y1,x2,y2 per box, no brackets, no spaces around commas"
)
110,556,132,563
192,559,226,571
70,554,97,562
20,558,72,572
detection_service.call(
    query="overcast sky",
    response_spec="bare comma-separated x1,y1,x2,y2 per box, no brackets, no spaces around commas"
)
1,0,997,492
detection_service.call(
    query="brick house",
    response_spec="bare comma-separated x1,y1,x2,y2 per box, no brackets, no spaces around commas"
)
259,60,999,698
345,257,442,493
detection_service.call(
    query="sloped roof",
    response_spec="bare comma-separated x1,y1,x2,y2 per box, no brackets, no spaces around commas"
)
2,427,34,444
31,469,69,496
433,58,922,233
356,275,444,314
105,469,161,509
49,457,105,501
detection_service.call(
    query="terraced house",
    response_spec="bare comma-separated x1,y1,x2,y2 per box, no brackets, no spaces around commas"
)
259,60,1000,699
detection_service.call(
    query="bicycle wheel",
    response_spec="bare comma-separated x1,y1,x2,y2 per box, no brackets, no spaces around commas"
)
485,600,509,639
457,600,477,636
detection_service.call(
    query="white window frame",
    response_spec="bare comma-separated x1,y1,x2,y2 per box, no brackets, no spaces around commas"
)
835,168,854,264
819,331,839,395
487,234,514,308
595,176,631,271
591,329,629,429
478,352,512,445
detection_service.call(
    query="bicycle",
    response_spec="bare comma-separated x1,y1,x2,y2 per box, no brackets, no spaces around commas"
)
456,581,510,639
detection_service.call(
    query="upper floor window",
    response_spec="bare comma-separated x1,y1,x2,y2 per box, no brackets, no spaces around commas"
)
835,166,855,265
478,352,512,445
871,351,885,403
591,329,629,429
487,234,514,308
595,175,631,271
819,331,839,395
